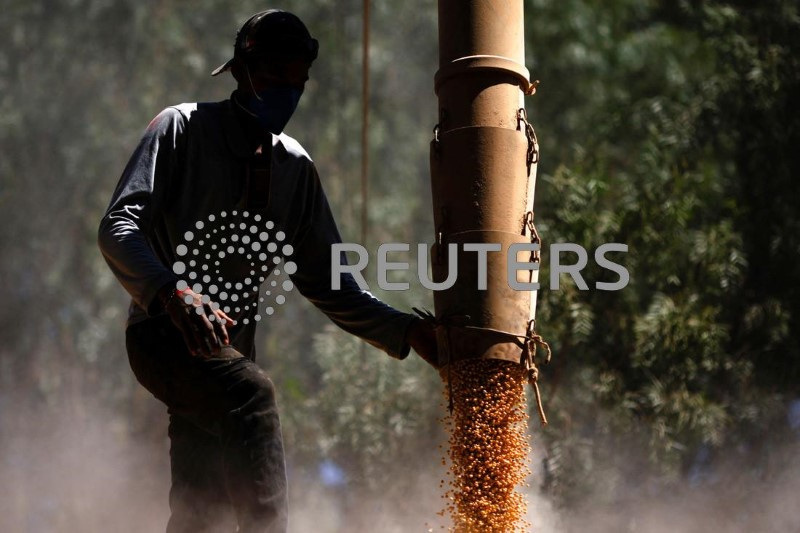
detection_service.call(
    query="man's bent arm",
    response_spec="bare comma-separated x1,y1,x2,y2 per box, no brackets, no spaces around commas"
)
289,164,418,359
98,108,183,315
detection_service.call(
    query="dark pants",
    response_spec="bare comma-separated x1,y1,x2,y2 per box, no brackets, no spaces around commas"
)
126,315,288,533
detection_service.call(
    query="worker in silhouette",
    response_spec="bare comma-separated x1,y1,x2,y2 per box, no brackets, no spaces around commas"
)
99,9,436,533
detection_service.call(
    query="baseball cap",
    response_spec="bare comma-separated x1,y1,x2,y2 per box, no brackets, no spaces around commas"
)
211,9,319,76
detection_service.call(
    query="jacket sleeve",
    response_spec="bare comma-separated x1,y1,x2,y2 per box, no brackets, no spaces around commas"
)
289,163,418,359
97,108,183,315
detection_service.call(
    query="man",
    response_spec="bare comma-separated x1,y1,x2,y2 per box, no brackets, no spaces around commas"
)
98,9,436,533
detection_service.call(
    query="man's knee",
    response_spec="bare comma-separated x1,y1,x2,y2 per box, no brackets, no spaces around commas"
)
220,359,281,434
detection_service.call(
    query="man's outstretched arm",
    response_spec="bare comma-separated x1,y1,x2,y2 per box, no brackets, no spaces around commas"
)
289,162,437,365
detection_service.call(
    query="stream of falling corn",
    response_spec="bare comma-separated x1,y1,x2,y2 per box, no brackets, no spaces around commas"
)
440,358,531,532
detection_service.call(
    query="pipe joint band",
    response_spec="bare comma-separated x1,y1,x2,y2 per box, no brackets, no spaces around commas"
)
434,55,533,95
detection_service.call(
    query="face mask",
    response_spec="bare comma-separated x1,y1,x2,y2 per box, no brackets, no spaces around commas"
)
245,66,303,134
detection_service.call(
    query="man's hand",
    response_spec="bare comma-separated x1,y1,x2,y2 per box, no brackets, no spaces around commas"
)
406,318,438,368
163,287,235,358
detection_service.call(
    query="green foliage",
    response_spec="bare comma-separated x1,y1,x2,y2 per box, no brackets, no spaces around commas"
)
530,0,800,508
283,325,442,490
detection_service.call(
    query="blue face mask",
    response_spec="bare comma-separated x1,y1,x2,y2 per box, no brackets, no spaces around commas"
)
245,66,303,134
247,86,303,134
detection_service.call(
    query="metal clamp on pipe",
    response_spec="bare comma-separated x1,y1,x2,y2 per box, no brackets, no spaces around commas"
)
434,55,535,95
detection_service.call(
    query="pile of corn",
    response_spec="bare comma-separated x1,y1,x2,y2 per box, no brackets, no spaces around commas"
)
441,358,531,532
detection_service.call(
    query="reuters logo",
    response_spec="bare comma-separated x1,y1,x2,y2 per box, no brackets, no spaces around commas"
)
171,210,297,324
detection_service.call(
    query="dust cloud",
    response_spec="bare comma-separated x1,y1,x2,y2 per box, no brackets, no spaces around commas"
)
0,395,170,532
1,391,798,532
525,423,800,533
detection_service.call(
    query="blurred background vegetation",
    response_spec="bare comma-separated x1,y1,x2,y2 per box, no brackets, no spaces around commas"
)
0,0,798,531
